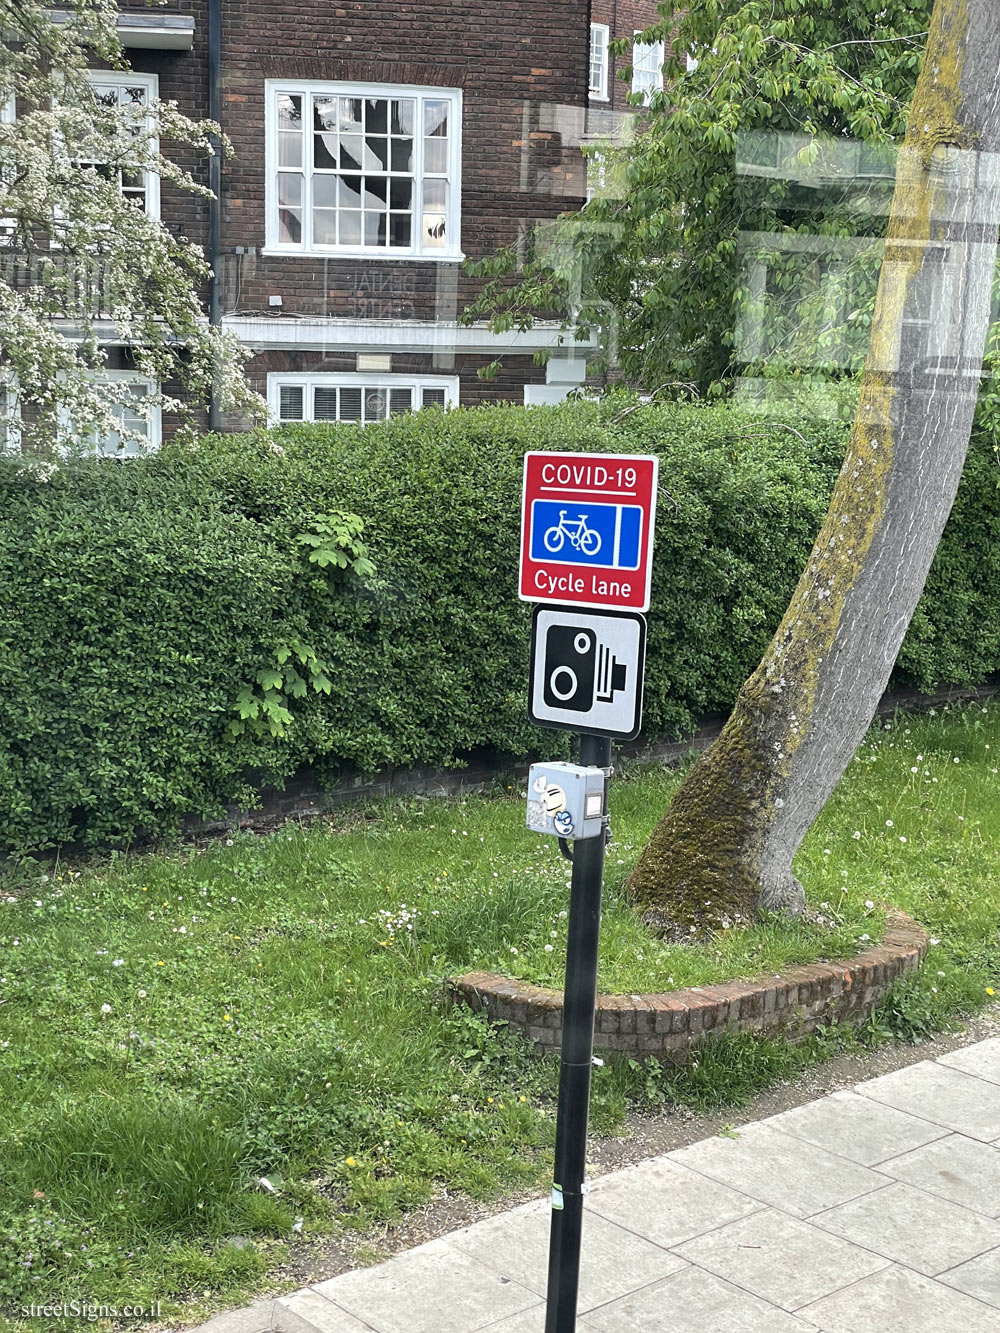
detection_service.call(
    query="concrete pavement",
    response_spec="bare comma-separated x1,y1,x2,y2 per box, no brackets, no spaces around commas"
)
189,1038,1000,1333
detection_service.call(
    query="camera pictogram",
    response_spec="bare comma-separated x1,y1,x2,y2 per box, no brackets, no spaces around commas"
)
542,624,629,713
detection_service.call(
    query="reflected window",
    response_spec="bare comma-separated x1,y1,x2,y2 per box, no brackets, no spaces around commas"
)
271,374,458,425
266,82,462,257
79,73,160,219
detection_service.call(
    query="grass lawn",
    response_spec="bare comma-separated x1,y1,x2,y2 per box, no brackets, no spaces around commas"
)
1,700,999,1325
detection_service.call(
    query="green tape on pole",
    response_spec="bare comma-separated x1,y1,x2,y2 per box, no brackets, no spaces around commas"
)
551,1184,564,1211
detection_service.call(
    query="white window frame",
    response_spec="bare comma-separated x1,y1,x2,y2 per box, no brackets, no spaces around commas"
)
0,372,20,454
267,372,459,426
62,370,162,457
589,24,610,101
1,95,16,240
264,80,463,261
632,35,664,104
82,71,160,221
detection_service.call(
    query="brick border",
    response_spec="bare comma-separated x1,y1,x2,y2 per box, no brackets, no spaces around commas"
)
451,910,927,1059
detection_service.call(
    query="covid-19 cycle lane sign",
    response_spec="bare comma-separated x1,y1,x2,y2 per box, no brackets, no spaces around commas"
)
519,451,659,613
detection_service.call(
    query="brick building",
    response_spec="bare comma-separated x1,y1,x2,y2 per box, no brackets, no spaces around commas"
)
22,2,660,443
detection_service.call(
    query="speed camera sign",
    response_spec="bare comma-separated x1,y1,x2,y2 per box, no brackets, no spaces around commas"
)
529,607,646,739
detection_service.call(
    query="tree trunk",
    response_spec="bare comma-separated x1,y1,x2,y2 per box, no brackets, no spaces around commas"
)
630,0,1000,932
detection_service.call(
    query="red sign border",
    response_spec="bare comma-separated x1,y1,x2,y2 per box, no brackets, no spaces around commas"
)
518,450,659,613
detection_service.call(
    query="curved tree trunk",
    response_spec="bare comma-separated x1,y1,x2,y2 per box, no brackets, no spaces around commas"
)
631,0,1000,932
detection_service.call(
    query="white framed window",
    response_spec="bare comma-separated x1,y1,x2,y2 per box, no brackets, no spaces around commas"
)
265,81,463,260
0,374,20,454
1,95,16,241
589,24,610,101
80,72,160,219
78,372,162,457
268,373,459,426
632,36,664,104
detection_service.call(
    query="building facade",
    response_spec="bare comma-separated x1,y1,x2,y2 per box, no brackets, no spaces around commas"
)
79,0,659,441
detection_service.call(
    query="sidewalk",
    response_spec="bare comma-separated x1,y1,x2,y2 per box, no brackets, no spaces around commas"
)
194,1038,1000,1333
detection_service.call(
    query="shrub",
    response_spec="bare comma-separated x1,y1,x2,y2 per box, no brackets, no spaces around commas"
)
1,398,997,854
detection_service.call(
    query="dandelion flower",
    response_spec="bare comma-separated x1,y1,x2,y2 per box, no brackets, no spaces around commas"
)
345,1157,358,1167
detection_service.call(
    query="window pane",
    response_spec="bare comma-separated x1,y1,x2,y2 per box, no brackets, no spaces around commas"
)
388,213,412,247
339,97,363,133
339,132,363,172
338,210,362,245
314,387,338,420
390,138,414,172
278,133,302,168
389,388,413,416
313,209,337,245
364,387,387,422
424,100,449,137
391,99,414,136
389,179,412,211
339,387,363,422
279,385,304,419
277,94,302,129
364,177,388,208
422,179,448,246
364,135,390,171
278,208,302,244
422,387,447,408
278,172,302,207
364,211,387,245
336,175,361,208
365,99,388,135
424,137,448,174
313,174,338,208
314,97,339,169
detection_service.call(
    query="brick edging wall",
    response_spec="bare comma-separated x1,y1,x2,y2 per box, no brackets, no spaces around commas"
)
450,910,928,1059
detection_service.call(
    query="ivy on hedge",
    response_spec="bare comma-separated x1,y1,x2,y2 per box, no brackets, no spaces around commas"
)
1,398,998,854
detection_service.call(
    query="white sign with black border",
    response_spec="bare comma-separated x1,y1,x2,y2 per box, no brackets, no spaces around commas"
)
529,607,646,740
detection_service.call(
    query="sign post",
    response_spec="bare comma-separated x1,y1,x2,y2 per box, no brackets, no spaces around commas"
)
519,451,658,1333
543,730,610,1333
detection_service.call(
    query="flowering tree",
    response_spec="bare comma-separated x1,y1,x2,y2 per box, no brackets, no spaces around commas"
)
0,0,258,454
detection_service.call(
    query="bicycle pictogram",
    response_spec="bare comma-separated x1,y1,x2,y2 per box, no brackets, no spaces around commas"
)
543,510,602,557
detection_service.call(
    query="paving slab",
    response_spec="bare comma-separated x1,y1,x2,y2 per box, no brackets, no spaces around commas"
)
667,1120,886,1218
798,1262,1000,1333
762,1088,948,1165
582,1266,818,1333
812,1180,997,1276
938,1038,1000,1085
472,1306,596,1332
311,1238,539,1333
586,1155,761,1248
939,1246,1000,1309
672,1207,889,1311
273,1290,377,1333
445,1197,687,1311
878,1133,1000,1216
857,1059,1000,1141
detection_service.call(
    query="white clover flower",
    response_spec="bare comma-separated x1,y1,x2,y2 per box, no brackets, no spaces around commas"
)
112,959,124,967
852,830,861,839
885,820,893,827
101,1003,112,1014
137,989,147,998
544,944,554,953
864,899,874,909
899,836,907,843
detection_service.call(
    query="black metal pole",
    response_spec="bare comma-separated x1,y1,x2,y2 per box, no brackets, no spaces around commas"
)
544,731,611,1333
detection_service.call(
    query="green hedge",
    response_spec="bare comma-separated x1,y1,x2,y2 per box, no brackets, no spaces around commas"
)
1,399,999,854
